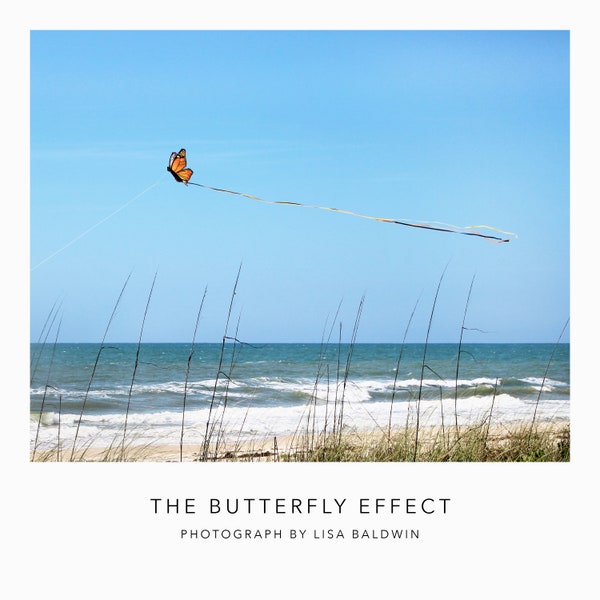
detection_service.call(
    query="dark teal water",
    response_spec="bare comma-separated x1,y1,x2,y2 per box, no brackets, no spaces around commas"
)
30,343,569,449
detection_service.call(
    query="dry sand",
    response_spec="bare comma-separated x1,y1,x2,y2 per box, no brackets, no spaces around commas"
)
31,420,569,462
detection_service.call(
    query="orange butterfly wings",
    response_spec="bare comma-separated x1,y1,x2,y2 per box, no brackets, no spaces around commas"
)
167,148,193,184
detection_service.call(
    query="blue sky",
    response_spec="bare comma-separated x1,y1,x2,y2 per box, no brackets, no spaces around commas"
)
30,30,569,343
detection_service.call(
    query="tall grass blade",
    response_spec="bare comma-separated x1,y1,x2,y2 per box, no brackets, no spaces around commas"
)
388,297,419,440
337,295,365,443
414,265,447,461
30,297,63,386
70,273,131,461
201,264,242,461
32,316,62,461
121,272,157,460
529,317,570,442
454,275,476,435
180,286,208,462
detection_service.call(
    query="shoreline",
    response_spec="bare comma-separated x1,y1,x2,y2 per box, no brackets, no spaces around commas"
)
31,419,570,462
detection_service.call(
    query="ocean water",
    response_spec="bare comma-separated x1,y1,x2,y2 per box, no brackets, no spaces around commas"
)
30,342,570,452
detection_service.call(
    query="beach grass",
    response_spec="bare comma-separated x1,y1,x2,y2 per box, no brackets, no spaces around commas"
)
284,421,570,462
30,420,570,462
30,268,570,464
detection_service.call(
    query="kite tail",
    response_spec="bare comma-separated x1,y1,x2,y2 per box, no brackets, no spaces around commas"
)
188,181,515,244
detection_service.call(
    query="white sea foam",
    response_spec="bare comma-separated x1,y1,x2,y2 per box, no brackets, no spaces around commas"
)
519,377,569,392
30,390,570,452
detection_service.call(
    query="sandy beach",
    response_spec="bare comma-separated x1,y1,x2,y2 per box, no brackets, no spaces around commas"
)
31,420,570,462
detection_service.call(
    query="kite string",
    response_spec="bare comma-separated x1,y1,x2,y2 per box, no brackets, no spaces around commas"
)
189,182,516,243
31,175,165,272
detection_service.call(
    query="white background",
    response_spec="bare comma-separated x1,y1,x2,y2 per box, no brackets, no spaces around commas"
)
3,2,598,598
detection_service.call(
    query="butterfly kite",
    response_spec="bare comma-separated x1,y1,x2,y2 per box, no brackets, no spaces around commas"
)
167,148,515,243
167,148,194,184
